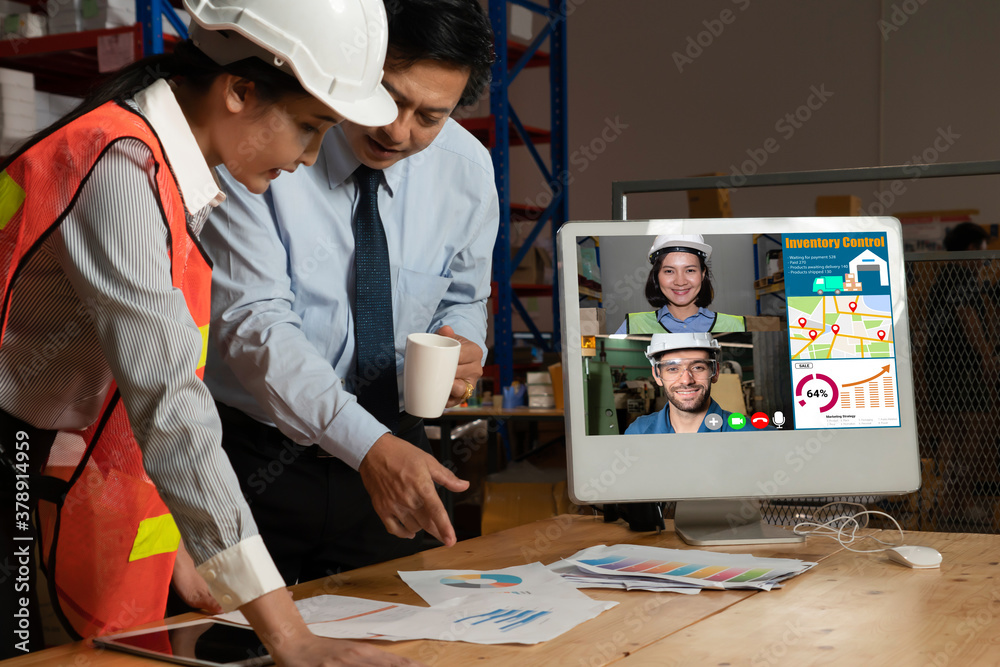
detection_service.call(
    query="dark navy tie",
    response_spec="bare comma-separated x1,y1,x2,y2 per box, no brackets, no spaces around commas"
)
353,165,398,432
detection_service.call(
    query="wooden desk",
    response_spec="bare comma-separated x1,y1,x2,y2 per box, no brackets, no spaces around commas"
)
10,515,996,666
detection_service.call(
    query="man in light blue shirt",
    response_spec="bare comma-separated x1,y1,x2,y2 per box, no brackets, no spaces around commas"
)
201,0,498,583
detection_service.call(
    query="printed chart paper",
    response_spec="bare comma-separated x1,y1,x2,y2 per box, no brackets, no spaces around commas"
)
215,592,616,645
547,558,701,595
398,562,591,606
556,544,816,591
310,595,617,645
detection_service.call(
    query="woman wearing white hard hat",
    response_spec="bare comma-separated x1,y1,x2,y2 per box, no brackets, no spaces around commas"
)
614,234,747,334
0,1,418,664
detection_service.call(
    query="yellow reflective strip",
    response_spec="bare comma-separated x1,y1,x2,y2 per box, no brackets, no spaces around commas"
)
197,324,209,370
0,171,26,231
129,513,181,562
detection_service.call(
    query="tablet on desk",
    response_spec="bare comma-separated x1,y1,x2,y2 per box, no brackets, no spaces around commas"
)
93,619,273,667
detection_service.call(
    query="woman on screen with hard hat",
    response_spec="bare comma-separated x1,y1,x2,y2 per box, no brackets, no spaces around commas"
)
614,234,747,334
0,0,419,664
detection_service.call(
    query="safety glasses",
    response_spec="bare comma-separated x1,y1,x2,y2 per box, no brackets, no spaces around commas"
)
653,358,717,379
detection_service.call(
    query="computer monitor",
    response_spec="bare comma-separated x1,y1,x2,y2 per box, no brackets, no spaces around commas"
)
557,217,920,545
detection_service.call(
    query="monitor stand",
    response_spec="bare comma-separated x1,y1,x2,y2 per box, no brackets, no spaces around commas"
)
674,499,805,546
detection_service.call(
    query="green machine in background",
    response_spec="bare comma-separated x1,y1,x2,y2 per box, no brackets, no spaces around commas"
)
583,358,619,435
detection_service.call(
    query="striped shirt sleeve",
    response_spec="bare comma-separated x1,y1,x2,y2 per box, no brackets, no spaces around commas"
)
48,139,283,610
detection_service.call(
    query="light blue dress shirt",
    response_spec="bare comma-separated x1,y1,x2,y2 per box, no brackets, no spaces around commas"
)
201,120,499,469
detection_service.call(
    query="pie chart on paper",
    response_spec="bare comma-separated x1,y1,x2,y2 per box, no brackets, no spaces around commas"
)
439,573,523,589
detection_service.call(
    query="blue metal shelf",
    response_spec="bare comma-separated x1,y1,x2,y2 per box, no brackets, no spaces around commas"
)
488,0,568,390
137,0,188,56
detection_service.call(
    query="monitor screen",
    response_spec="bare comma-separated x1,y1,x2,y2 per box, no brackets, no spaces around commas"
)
557,217,920,544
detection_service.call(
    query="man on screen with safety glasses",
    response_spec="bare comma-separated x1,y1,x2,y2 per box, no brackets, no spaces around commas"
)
626,332,741,434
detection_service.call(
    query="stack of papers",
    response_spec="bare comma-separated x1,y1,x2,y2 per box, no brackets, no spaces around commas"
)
548,544,817,593
216,564,616,646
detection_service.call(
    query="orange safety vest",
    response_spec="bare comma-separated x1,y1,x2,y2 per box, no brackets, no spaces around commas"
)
0,101,212,639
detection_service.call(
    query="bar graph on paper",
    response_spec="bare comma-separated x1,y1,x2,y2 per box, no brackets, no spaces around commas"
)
456,608,553,632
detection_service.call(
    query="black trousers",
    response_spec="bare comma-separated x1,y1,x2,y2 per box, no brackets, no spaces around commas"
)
0,409,57,658
216,402,433,587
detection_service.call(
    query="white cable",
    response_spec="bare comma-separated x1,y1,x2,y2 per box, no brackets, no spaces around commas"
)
792,501,905,553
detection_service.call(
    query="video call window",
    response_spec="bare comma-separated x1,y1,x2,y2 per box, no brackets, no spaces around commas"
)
557,218,919,510
576,230,901,436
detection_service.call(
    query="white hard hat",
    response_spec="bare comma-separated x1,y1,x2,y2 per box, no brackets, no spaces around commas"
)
184,0,397,126
648,234,713,264
645,332,720,363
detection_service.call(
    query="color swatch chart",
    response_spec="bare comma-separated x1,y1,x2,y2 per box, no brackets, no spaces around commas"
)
579,555,776,584
562,544,816,592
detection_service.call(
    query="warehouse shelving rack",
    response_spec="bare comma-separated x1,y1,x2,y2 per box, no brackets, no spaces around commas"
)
0,0,186,95
474,0,568,391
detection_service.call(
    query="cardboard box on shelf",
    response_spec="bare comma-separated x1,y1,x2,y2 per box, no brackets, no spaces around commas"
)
527,385,554,399
1,94,34,118
526,371,551,385
528,395,556,408
80,0,137,31
686,173,731,218
0,67,35,154
0,67,32,88
548,363,564,411
745,315,783,332
815,195,861,216
46,0,139,33
36,92,82,129
580,307,606,336
511,245,552,284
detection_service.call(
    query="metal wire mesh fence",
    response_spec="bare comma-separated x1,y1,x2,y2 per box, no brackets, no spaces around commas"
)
753,250,1000,533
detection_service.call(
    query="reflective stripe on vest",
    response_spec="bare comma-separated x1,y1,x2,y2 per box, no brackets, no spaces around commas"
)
130,514,182,562
0,101,212,638
627,311,747,334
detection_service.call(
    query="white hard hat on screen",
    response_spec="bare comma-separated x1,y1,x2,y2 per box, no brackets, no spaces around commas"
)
184,0,397,127
644,332,721,364
648,234,713,264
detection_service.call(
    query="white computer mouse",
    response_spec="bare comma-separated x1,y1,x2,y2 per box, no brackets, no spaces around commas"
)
886,545,942,569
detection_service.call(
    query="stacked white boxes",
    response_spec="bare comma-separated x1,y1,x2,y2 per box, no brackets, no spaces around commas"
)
526,371,556,409
81,0,136,31
0,67,36,155
22,1,188,37
0,11,47,39
35,91,82,129
47,0,81,34
49,0,137,34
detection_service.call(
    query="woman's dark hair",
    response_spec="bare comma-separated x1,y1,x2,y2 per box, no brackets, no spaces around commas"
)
943,221,989,252
384,0,495,107
1,39,308,170
645,252,714,310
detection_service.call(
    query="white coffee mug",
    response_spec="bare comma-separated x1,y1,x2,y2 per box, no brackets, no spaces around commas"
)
403,333,462,418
